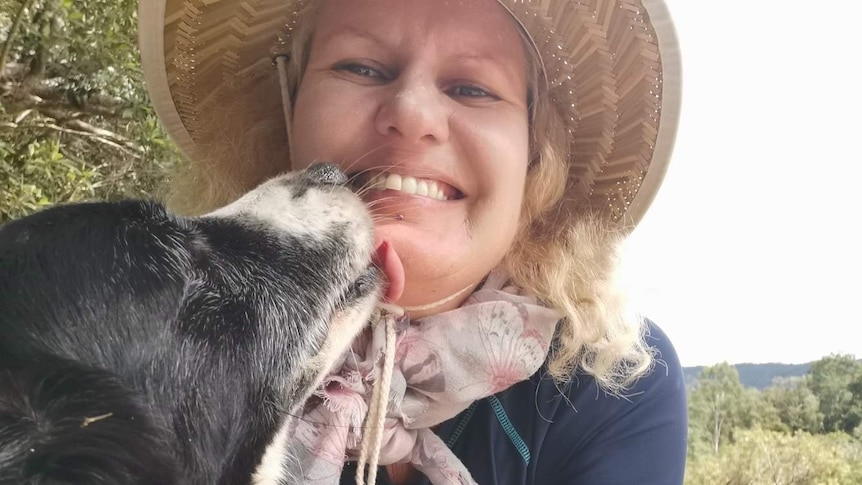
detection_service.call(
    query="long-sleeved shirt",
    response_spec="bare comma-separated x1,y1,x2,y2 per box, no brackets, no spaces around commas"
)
342,321,688,484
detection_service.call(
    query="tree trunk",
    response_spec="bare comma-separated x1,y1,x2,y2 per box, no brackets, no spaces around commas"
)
0,0,38,77
713,411,722,456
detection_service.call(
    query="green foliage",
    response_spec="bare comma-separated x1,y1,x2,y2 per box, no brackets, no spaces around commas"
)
763,378,824,434
685,429,862,485
808,354,862,434
1,136,96,217
688,362,747,455
686,357,862,484
1,0,183,222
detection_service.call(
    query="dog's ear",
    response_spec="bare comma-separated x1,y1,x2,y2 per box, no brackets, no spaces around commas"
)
0,362,179,484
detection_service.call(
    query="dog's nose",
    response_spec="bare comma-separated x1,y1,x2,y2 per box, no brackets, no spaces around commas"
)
306,162,348,186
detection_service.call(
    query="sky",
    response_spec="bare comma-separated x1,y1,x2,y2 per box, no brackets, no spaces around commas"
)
621,0,862,367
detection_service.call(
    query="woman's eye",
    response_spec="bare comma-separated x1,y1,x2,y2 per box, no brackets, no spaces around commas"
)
449,84,496,99
334,62,384,79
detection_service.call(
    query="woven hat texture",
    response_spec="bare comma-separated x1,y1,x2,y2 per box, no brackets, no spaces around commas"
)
139,0,681,226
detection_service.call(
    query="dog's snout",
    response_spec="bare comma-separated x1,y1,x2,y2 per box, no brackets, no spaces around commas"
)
306,163,348,186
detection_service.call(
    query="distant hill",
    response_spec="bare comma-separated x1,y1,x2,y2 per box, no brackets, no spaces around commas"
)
683,362,813,390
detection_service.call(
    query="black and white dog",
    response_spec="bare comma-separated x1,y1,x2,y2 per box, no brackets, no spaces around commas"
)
0,163,381,484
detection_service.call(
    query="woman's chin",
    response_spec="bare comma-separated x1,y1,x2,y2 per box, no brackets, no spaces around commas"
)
373,219,452,261
372,216,507,316
373,226,455,303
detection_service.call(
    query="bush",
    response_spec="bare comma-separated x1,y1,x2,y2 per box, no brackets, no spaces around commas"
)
685,429,862,485
1,0,183,222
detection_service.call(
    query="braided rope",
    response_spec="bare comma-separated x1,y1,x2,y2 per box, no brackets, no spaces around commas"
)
355,311,398,485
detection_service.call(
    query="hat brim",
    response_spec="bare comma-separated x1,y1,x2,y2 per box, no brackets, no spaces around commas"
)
622,0,681,227
139,0,681,228
139,0,197,162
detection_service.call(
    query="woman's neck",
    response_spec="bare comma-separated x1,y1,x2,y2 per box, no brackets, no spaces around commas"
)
400,283,475,319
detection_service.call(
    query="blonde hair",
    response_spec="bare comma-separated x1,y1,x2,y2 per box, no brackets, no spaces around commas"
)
503,85,654,393
166,3,653,394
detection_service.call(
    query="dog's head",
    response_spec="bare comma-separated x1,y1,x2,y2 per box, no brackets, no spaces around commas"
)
203,163,381,407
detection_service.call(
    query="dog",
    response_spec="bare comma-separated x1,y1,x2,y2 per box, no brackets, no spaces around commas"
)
0,163,382,484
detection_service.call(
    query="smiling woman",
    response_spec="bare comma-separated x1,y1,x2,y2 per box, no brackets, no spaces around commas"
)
289,0,531,317
138,0,686,484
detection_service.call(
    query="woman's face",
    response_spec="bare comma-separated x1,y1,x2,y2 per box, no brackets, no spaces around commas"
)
291,0,530,315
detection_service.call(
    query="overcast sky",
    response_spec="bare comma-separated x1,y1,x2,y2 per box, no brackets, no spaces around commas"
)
621,0,862,367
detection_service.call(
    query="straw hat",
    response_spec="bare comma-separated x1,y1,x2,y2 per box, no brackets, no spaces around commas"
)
139,0,681,227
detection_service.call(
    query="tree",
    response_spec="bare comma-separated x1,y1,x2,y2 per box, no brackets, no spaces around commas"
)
762,377,824,434
1,0,183,221
739,386,783,432
807,354,862,434
688,362,748,456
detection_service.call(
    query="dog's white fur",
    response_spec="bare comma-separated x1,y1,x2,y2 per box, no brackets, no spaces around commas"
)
211,171,381,483
207,171,370,244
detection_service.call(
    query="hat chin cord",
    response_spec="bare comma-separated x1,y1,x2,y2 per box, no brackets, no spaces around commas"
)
353,284,473,484
401,283,474,313
354,307,398,485
277,60,477,484
277,59,391,484
275,56,295,161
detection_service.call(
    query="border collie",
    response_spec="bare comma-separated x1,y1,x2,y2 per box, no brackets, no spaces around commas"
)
0,163,381,484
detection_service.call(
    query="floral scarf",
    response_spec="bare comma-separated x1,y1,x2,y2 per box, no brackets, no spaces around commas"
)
286,270,563,484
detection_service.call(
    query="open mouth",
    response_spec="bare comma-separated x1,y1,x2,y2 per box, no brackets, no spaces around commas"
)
348,172,464,201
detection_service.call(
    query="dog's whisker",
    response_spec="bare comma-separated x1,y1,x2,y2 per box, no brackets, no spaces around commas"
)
363,202,418,213
347,156,452,183
340,143,395,174
347,164,405,194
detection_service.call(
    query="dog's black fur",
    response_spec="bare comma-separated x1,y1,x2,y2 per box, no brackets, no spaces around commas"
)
0,164,380,484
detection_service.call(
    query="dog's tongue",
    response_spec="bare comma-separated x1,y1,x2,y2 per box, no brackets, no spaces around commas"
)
373,240,405,303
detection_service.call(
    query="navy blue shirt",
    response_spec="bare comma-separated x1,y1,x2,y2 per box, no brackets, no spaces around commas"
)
342,322,688,484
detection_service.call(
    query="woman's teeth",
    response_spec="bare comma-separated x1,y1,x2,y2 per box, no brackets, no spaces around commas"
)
369,173,449,201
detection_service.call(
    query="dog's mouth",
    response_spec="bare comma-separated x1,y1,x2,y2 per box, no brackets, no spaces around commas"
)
294,242,404,408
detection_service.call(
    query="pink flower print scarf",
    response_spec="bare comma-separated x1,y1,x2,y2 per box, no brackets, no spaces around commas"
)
286,270,563,484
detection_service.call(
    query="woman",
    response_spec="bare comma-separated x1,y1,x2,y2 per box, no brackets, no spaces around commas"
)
139,0,686,483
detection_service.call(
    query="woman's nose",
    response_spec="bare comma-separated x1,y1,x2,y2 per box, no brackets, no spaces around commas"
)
374,76,450,143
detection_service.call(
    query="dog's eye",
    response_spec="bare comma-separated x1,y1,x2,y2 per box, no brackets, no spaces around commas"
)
346,267,379,302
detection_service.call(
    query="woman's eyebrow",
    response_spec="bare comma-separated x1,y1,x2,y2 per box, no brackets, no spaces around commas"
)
450,51,496,64
449,51,515,68
318,25,391,48
448,51,526,85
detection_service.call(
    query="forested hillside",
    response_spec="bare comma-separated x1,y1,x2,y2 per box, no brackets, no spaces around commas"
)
684,362,813,390
685,355,862,483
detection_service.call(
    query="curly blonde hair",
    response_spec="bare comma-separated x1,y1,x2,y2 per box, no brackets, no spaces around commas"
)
163,3,653,394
